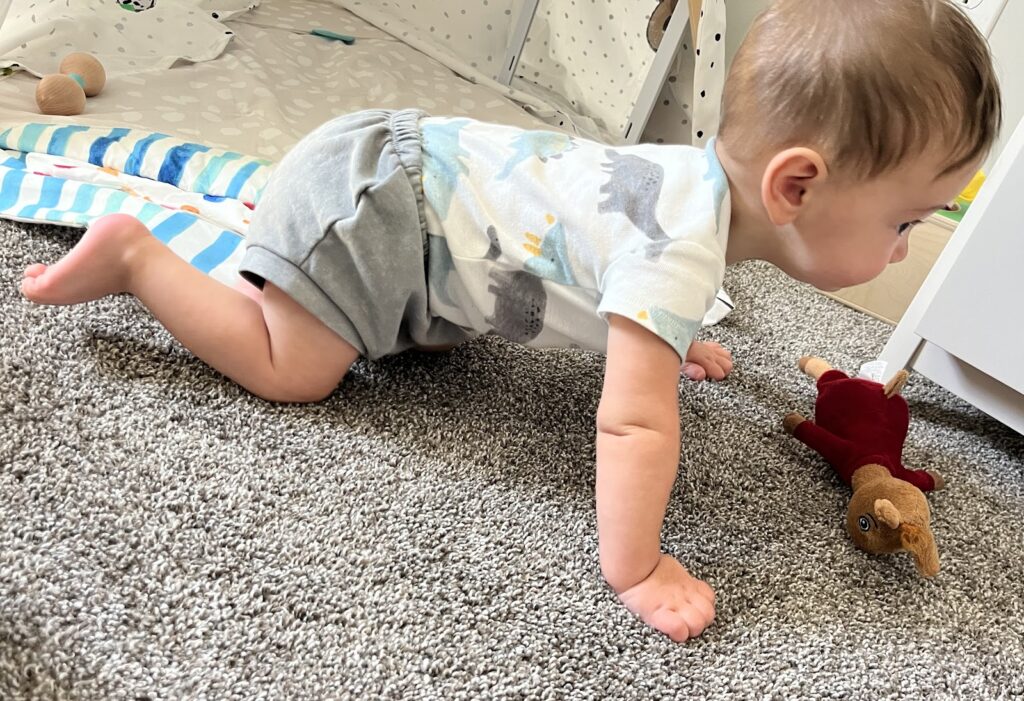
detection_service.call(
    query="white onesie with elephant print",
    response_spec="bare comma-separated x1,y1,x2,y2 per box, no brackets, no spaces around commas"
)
418,116,731,361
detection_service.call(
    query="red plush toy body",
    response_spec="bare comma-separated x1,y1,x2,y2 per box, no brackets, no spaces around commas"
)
789,360,942,492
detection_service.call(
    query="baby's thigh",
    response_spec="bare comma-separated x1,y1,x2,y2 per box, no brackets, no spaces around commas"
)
261,282,361,399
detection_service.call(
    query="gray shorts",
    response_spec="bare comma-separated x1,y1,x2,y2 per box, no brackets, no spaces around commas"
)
238,109,474,360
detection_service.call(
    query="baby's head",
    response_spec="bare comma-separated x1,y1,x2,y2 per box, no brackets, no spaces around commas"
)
717,0,1002,290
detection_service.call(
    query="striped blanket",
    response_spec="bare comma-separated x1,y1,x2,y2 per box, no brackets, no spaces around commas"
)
0,123,273,285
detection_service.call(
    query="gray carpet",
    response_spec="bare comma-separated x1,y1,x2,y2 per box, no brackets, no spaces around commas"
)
1,219,1022,700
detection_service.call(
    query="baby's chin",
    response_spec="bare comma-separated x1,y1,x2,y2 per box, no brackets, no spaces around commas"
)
776,256,864,292
805,268,876,292
786,269,844,292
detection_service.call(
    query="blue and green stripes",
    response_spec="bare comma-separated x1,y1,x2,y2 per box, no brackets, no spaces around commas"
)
0,122,271,203
0,122,256,284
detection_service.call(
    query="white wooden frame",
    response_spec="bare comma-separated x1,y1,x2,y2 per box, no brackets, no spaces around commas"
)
620,0,693,144
497,0,540,86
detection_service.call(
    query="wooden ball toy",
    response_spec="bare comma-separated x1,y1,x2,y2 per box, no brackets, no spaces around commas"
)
35,53,105,116
59,52,105,97
35,74,87,115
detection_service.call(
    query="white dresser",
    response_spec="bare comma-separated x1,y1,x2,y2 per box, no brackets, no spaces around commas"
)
880,115,1024,435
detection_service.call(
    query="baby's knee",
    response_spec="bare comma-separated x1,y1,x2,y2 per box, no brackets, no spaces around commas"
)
256,374,340,404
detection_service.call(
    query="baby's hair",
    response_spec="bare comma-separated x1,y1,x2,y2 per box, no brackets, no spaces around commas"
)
718,0,1002,179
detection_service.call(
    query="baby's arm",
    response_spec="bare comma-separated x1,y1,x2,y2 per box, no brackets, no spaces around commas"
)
596,315,715,642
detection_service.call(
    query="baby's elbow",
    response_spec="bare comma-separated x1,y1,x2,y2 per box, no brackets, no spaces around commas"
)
596,413,679,443
597,419,656,439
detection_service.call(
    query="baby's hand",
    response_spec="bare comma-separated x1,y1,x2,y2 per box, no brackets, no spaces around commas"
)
682,340,732,381
616,554,716,642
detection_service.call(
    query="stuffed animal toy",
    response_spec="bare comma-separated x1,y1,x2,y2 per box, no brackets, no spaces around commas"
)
646,0,703,50
647,0,679,50
35,53,106,116
783,356,943,577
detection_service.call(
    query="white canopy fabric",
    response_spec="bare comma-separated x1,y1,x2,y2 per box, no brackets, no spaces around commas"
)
328,0,606,139
0,0,724,144
330,0,725,145
0,0,258,78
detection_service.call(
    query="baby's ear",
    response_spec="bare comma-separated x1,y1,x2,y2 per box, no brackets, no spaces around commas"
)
761,148,828,226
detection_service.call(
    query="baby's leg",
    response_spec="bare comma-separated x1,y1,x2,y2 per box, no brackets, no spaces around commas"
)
21,214,359,402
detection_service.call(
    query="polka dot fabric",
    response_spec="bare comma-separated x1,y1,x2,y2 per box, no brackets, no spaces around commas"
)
0,0,252,78
0,0,717,152
688,0,725,148
331,0,606,140
0,0,553,162
342,0,518,82
514,0,657,137
334,0,718,144
644,0,726,147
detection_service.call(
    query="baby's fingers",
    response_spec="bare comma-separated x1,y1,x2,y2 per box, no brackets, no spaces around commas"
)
714,351,733,378
681,361,707,381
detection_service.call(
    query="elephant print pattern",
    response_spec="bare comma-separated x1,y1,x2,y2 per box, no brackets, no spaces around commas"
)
417,115,731,360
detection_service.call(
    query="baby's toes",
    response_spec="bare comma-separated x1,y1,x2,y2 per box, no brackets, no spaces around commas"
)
692,577,716,606
20,270,48,301
649,607,696,643
21,266,68,304
24,263,47,279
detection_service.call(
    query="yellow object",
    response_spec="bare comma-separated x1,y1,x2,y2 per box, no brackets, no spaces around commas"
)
958,170,986,203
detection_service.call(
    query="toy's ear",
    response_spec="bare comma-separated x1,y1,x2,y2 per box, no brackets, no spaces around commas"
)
883,370,909,398
900,523,940,577
873,499,902,529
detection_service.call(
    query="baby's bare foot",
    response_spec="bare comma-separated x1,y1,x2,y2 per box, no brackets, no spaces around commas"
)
616,554,715,642
21,214,153,305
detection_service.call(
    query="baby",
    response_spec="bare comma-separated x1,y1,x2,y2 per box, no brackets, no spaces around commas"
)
20,0,1001,641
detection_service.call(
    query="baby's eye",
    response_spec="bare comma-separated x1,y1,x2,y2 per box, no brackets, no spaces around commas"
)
897,220,921,236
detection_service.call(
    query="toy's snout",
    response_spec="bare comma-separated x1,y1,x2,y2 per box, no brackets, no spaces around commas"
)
847,469,940,577
899,521,940,578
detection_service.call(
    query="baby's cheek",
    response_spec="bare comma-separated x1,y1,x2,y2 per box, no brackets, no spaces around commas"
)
890,236,910,264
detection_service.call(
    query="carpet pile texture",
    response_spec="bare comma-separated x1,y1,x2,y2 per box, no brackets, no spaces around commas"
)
1,220,1022,699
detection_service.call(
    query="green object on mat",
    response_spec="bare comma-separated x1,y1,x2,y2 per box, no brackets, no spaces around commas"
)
937,200,969,223
231,20,358,44
309,28,356,44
